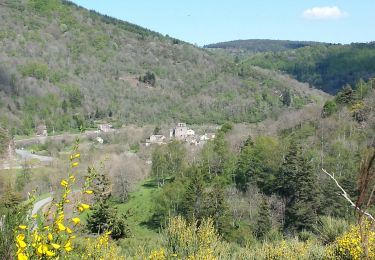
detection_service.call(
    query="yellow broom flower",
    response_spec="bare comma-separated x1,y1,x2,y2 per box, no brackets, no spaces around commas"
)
57,222,66,231
71,217,80,225
51,243,60,249
71,162,79,167
46,250,55,257
60,180,68,188
18,225,27,230
17,252,28,260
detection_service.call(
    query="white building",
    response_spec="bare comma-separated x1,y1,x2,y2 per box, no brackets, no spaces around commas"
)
145,135,166,146
186,129,195,136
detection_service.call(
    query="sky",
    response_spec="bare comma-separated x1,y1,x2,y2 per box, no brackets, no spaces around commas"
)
71,0,374,46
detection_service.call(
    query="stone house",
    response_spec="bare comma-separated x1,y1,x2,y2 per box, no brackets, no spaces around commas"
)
36,124,48,136
170,123,188,140
149,135,166,144
145,135,166,146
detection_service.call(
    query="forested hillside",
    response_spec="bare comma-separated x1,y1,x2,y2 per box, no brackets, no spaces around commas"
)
204,39,326,53
242,43,375,94
1,1,375,258
0,0,327,135
143,78,375,256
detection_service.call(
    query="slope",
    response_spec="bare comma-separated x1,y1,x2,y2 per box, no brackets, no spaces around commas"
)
242,43,375,94
0,0,328,135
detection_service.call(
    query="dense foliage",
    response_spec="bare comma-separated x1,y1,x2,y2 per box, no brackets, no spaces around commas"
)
149,79,374,248
242,43,375,94
0,80,373,259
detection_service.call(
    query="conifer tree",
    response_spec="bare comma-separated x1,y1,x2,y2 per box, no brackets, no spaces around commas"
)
277,143,320,231
181,167,206,223
87,168,129,239
235,137,260,192
205,180,230,235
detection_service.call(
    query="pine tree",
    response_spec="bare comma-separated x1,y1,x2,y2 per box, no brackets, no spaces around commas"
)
277,143,320,232
282,89,291,106
61,99,68,113
181,167,206,223
205,180,230,235
87,201,112,234
235,137,260,192
86,170,129,239
87,201,129,239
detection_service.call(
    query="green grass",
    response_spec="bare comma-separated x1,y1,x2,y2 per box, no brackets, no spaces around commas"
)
116,179,162,254
116,179,159,238
80,178,160,246
85,180,162,255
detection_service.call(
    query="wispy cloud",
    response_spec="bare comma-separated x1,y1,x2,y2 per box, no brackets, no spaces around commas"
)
302,6,348,20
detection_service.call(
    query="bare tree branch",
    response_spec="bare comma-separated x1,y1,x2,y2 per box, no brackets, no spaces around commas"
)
322,168,375,222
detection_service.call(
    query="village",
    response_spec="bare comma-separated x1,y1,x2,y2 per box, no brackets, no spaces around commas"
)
0,121,218,169
32,121,216,147
145,123,216,146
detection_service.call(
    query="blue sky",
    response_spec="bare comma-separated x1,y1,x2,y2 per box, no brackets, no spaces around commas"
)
71,0,374,46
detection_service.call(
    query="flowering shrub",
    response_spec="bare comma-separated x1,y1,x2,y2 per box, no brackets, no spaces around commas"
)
79,231,124,259
15,139,96,259
149,215,229,260
325,220,375,260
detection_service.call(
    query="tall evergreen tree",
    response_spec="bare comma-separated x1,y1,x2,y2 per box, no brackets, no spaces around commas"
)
277,143,320,232
181,167,206,223
87,169,129,239
205,179,230,235
235,138,261,192
282,89,291,106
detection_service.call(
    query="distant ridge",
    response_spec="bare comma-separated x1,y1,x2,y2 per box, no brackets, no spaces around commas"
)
204,39,328,53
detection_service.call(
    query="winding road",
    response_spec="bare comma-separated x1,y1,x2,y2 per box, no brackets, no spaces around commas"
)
15,149,54,162
32,196,53,216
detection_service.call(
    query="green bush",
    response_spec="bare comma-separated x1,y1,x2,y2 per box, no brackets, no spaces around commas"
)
18,62,49,80
28,0,60,14
321,100,337,117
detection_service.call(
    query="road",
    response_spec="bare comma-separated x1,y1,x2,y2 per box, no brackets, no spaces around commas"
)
0,149,54,170
15,149,54,162
32,196,53,216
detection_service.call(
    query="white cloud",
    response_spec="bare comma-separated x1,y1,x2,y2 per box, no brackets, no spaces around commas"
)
302,6,347,20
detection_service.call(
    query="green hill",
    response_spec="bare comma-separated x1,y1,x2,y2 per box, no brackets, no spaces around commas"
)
0,0,327,135
241,43,375,94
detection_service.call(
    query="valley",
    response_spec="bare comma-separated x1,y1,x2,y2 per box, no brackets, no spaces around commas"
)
0,0,374,259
